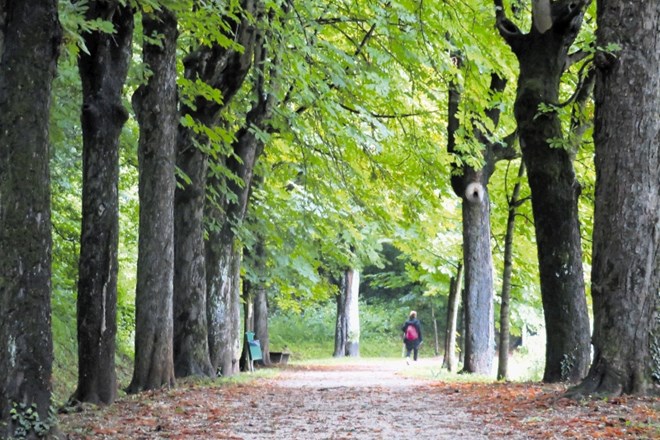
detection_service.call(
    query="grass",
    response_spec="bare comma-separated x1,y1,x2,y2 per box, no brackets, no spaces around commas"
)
50,301,545,407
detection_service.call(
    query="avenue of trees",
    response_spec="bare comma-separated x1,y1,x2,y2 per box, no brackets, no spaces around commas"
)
0,0,658,437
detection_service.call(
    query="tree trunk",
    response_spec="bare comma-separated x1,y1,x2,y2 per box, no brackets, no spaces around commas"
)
173,128,214,377
173,0,258,379
443,264,463,372
206,126,265,375
127,8,178,393
333,274,348,357
72,1,133,406
332,269,360,356
252,234,271,365
0,0,61,436
206,239,236,375
497,162,525,381
569,0,659,397
447,59,513,375
206,19,278,375
254,284,271,365
495,0,592,382
461,194,495,374
345,269,361,357
431,304,439,356
239,282,254,371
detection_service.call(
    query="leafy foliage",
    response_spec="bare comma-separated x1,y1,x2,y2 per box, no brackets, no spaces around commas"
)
48,0,602,404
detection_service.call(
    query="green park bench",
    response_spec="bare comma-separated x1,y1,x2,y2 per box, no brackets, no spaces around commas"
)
245,332,263,372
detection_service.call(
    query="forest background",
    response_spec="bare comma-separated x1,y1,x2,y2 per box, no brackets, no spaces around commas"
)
1,0,658,437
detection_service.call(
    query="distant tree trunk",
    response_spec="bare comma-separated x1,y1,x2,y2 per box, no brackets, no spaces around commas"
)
251,233,271,365
333,274,348,357
72,1,133,406
431,304,440,356
497,162,525,381
0,1,61,436
458,287,466,365
254,284,271,365
173,0,257,379
127,8,177,393
494,0,591,382
443,264,463,372
333,269,360,356
569,0,659,397
239,282,254,371
345,269,361,356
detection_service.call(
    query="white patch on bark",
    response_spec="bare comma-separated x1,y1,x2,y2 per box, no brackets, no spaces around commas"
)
8,334,16,368
465,182,484,203
101,260,110,335
532,0,553,33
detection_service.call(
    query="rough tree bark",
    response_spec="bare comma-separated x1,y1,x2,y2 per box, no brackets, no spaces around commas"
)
568,0,659,397
494,0,592,382
0,0,61,436
253,281,271,365
206,9,283,375
72,1,133,406
447,57,516,374
173,0,258,378
497,162,525,381
127,7,178,393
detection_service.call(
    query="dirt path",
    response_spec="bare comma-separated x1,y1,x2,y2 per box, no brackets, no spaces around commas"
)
232,358,492,439
59,358,658,439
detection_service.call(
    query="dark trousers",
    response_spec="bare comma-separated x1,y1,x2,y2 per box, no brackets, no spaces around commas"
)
404,339,420,360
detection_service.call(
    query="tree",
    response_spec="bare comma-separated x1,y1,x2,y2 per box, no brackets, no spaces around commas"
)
497,162,525,381
173,0,258,378
72,0,134,406
447,58,517,374
242,218,272,366
205,0,287,375
334,269,361,357
442,263,463,372
493,0,592,382
569,0,659,397
127,6,178,393
0,0,61,436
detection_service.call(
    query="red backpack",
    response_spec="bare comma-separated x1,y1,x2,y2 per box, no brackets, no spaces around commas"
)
405,324,418,341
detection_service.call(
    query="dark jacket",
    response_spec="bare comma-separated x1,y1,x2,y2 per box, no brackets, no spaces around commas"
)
402,318,422,343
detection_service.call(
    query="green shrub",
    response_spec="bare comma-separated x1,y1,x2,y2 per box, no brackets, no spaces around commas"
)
268,299,418,360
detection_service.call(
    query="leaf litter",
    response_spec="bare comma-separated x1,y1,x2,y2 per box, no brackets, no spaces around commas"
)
59,358,659,439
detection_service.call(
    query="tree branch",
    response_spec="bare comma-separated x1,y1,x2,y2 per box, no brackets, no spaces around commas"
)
337,102,434,119
292,22,377,115
557,57,594,107
564,48,591,70
494,0,523,47
493,130,519,162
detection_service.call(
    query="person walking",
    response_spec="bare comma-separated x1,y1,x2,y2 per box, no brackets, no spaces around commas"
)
402,310,422,364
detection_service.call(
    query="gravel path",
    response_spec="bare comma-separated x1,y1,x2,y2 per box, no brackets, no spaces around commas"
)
227,358,493,439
